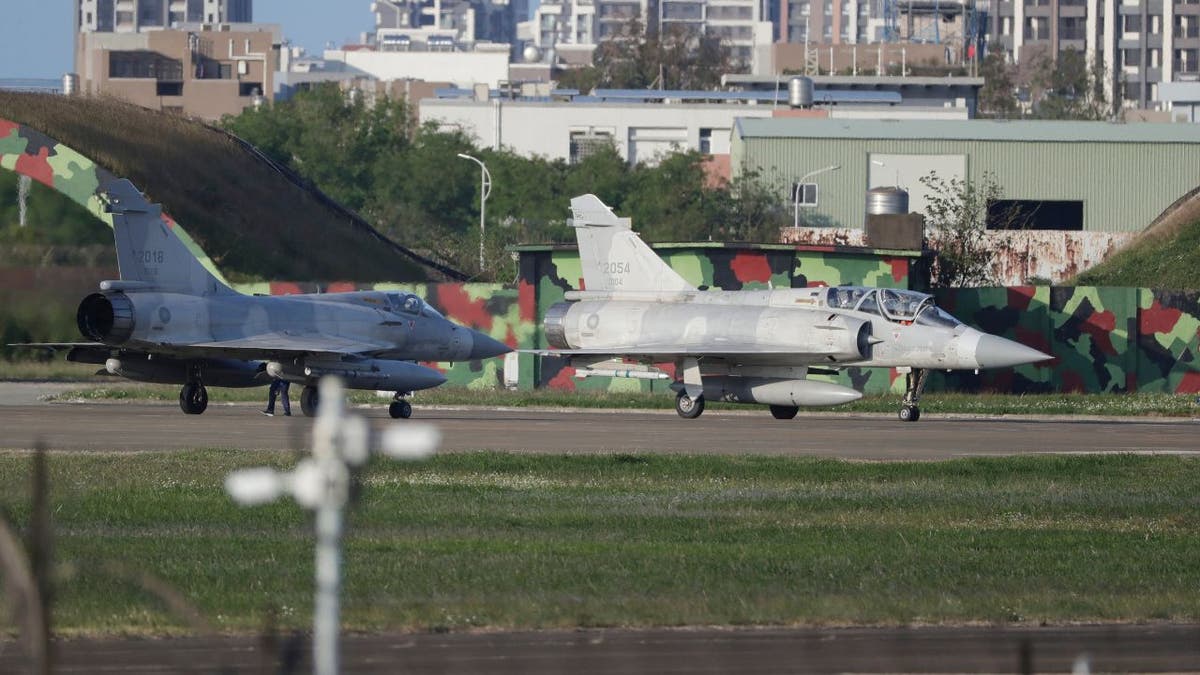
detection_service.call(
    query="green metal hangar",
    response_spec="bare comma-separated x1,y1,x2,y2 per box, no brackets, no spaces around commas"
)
729,118,1200,234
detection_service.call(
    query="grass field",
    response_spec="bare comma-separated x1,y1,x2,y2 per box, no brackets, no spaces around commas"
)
0,451,1197,636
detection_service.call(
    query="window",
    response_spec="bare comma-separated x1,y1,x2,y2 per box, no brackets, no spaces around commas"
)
570,130,614,164
699,128,713,154
987,200,1083,231
156,82,183,96
239,82,263,97
792,182,819,207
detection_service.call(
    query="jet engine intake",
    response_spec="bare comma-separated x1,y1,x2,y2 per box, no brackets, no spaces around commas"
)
702,376,862,407
821,317,873,362
271,358,447,392
77,292,135,345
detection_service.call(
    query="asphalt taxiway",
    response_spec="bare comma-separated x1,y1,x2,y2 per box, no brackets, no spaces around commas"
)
1,393,1197,458
9,624,1199,673
2,385,1199,673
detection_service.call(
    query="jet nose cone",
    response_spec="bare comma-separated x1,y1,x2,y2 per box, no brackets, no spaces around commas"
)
975,335,1054,369
467,330,511,361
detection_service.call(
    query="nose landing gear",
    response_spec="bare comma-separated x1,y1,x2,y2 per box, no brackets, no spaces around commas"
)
675,390,705,419
898,368,928,423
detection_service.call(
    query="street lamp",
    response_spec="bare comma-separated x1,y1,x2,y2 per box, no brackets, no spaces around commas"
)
793,164,840,228
457,153,492,274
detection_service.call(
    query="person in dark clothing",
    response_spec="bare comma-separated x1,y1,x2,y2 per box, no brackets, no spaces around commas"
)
262,377,291,416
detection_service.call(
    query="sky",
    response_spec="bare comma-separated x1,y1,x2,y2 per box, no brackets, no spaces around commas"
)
0,1,376,79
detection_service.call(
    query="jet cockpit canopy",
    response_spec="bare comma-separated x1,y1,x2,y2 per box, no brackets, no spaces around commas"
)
385,292,444,319
824,287,963,328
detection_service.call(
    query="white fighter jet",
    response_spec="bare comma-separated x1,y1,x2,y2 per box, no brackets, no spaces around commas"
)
533,194,1051,422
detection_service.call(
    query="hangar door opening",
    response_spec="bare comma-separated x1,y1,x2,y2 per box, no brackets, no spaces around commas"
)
986,200,1084,231
868,154,966,216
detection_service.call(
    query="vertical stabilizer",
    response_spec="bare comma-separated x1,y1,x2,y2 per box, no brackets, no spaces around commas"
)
104,180,233,296
569,194,696,293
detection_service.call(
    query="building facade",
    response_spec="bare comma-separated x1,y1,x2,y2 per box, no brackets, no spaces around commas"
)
74,24,280,121
983,0,1200,111
730,117,1200,233
420,88,969,173
75,0,253,33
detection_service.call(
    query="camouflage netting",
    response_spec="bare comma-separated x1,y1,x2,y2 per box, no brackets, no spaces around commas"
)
0,97,445,281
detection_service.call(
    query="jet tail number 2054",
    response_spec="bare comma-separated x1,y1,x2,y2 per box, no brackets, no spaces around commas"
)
533,194,1052,422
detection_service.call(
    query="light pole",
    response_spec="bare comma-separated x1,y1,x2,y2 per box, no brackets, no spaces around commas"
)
457,153,492,274
794,164,840,228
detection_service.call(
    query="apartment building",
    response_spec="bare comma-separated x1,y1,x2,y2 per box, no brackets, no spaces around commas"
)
76,0,252,33
74,23,280,121
987,0,1200,110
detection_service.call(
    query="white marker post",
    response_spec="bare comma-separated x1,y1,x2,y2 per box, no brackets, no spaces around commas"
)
226,377,439,675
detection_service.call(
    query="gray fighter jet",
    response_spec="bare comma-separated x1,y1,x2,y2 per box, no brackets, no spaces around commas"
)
18,180,510,417
534,194,1051,422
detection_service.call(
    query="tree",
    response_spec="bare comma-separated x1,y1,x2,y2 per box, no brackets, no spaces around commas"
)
1030,48,1110,120
978,46,1020,119
571,21,735,91
920,171,1024,288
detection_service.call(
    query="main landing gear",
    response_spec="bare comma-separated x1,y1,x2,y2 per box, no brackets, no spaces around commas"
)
769,405,800,420
179,381,208,415
389,392,413,419
179,363,208,414
300,384,319,417
675,390,705,419
899,368,929,423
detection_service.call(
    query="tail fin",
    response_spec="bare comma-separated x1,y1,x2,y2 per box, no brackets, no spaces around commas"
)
104,180,233,296
569,194,696,293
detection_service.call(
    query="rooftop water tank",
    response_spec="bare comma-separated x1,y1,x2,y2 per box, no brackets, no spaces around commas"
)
62,73,78,96
866,186,909,215
788,76,813,109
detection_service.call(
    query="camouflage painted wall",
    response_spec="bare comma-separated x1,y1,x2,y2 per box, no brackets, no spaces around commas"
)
935,287,1200,395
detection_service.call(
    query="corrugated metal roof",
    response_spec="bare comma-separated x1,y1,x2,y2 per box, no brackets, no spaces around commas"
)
588,89,901,104
734,117,1200,143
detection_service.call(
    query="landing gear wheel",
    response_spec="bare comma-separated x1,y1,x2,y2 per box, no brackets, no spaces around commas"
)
389,400,413,419
898,368,929,423
300,385,319,417
675,391,705,419
769,405,800,420
179,382,208,415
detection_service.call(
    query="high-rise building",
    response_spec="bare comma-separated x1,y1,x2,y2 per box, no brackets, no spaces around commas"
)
75,0,253,33
984,0,1200,111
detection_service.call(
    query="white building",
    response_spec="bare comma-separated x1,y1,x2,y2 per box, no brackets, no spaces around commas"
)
419,90,969,168
322,45,513,88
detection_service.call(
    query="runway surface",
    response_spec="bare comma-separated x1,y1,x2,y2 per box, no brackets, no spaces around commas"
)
1,394,1197,458
3,385,1199,673
6,624,1198,673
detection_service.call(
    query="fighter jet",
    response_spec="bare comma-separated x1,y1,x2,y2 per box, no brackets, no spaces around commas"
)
15,180,510,417
533,194,1051,422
